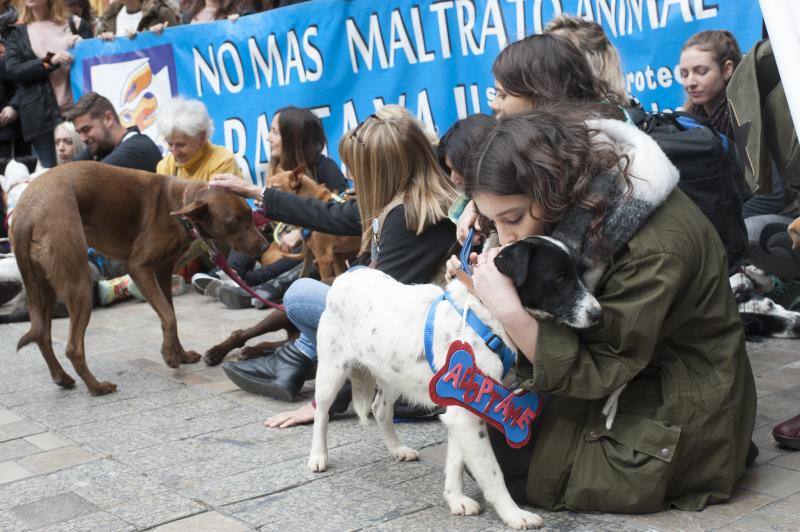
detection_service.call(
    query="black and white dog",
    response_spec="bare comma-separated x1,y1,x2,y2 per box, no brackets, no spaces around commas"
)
308,236,601,529
730,266,800,338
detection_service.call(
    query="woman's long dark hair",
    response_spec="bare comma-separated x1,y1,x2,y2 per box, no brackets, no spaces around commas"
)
465,106,629,256
271,106,326,178
492,33,608,107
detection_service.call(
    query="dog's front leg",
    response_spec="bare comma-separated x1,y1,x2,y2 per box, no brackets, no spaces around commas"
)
443,436,481,516
441,410,543,530
129,267,183,368
372,390,419,462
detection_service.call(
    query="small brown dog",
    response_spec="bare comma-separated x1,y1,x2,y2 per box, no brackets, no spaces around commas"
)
11,161,266,395
789,217,800,249
267,166,360,279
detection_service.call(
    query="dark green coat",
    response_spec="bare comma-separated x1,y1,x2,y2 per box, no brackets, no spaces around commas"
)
517,190,756,513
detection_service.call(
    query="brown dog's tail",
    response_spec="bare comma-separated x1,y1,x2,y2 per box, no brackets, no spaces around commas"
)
10,217,44,351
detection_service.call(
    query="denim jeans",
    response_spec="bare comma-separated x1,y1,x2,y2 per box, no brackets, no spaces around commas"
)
284,278,330,361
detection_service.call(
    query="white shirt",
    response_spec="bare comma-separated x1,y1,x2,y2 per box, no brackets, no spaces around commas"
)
115,6,144,36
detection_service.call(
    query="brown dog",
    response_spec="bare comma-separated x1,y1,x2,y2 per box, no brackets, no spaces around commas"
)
267,166,361,279
789,217,800,249
11,161,266,395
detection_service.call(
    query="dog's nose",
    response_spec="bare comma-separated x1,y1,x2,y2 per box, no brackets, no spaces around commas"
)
587,304,602,325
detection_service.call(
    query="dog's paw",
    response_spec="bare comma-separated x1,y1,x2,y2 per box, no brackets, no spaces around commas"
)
446,494,481,516
307,453,328,472
203,345,229,366
53,373,75,389
239,345,263,360
180,350,202,364
162,353,180,369
390,446,419,462
89,381,117,396
501,509,544,529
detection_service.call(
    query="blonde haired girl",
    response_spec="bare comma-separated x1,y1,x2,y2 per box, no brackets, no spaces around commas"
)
211,108,457,419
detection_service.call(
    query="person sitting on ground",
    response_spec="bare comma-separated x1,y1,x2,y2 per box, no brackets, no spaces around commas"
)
97,0,177,39
452,106,755,512
156,97,241,181
455,32,623,241
210,106,457,424
201,105,348,309
67,92,170,304
70,92,162,172
679,30,787,221
54,121,84,165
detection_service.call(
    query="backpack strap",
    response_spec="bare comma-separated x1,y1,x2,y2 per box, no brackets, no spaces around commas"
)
371,195,404,254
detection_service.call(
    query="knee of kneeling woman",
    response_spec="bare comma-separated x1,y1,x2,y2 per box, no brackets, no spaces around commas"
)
284,278,331,325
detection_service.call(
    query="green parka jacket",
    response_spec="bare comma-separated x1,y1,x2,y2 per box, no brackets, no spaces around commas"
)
517,189,757,513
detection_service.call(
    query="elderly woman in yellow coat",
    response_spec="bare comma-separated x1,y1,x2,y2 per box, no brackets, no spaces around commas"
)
156,97,242,181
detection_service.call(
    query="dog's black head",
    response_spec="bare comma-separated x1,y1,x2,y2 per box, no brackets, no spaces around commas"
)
494,236,601,329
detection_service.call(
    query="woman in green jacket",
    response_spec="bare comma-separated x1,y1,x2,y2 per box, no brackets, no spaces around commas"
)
454,107,756,513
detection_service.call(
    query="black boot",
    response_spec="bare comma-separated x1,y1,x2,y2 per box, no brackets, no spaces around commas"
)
221,343,315,401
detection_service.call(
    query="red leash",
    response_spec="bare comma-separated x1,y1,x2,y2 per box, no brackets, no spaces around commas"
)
180,215,286,312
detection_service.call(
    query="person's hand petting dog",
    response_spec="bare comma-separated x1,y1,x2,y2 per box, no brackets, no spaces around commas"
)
210,173,260,198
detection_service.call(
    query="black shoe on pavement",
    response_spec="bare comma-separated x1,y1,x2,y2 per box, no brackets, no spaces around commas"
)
393,399,444,421
222,343,315,401
218,284,253,309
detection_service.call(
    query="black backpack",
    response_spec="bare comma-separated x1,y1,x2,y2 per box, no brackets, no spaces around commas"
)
637,111,748,270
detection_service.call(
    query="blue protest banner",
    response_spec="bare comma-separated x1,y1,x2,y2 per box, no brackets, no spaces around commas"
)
70,0,762,186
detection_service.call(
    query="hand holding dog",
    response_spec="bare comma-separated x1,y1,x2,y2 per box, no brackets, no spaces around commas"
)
472,247,523,321
210,173,259,199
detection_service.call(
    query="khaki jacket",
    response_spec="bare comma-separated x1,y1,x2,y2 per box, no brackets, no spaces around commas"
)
517,190,756,513
728,39,800,194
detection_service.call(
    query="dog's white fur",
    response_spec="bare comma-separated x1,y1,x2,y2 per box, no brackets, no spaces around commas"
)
309,268,544,529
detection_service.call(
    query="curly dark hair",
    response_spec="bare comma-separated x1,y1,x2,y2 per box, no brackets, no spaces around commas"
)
464,106,630,258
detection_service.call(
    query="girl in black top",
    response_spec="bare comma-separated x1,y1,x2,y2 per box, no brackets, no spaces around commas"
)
210,105,457,424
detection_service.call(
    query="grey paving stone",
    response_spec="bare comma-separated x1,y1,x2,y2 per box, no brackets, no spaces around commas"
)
0,439,40,461
0,420,45,442
224,472,430,530
0,509,31,532
106,491,206,529
738,463,800,498
37,511,136,532
9,492,99,529
152,511,253,531
16,445,99,475
23,432,73,451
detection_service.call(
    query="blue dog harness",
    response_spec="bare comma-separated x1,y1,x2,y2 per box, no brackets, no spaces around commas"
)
422,228,516,377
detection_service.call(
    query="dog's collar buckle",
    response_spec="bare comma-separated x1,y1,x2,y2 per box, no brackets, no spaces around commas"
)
485,334,504,354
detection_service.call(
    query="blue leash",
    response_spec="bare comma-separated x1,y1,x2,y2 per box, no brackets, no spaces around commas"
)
423,226,516,378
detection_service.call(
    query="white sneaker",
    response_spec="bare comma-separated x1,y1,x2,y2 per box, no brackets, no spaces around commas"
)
191,273,218,296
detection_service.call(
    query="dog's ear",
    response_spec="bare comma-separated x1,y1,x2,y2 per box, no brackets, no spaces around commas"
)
292,164,307,176
494,241,535,287
170,200,209,223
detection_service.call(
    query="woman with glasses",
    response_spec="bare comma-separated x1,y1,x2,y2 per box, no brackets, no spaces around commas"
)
210,105,458,425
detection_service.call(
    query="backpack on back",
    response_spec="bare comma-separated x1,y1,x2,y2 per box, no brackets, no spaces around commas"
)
637,111,748,270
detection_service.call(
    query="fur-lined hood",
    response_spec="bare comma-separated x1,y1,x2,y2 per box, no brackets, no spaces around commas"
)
551,118,679,269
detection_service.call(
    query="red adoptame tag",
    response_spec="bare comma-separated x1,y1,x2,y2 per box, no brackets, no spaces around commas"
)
429,340,541,448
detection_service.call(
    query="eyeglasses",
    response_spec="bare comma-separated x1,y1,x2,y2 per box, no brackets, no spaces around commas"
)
349,113,380,146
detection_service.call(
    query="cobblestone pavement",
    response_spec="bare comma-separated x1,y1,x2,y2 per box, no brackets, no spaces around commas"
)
0,292,798,530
